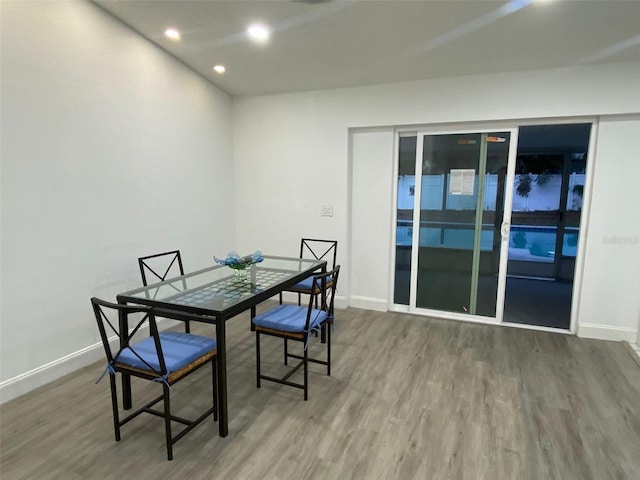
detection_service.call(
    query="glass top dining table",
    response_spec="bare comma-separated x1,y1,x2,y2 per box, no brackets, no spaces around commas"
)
117,255,327,437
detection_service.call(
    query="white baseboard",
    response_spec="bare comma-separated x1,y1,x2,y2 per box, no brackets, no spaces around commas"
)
348,296,388,312
0,318,180,405
0,342,105,404
578,323,638,342
334,296,349,310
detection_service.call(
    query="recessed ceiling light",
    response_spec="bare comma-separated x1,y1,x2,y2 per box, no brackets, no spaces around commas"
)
213,65,226,74
164,28,181,41
247,23,270,42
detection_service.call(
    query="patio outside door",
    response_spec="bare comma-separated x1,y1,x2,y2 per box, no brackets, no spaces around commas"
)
394,129,516,321
503,123,591,329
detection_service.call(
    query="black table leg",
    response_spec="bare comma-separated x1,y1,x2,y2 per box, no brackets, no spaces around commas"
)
216,317,228,437
320,264,328,344
250,305,256,331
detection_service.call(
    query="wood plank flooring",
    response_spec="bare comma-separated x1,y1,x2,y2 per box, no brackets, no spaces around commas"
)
2,306,639,479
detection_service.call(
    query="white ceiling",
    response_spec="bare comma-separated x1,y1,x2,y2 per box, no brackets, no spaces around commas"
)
93,0,640,97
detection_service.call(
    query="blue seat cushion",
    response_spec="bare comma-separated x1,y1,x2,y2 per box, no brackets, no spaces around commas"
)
291,277,314,290
252,304,328,333
290,276,333,291
117,331,216,373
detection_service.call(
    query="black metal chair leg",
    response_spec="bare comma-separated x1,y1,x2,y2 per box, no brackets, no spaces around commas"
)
303,346,308,401
163,385,173,461
284,338,288,365
327,322,331,376
256,332,261,388
109,374,121,441
212,358,218,421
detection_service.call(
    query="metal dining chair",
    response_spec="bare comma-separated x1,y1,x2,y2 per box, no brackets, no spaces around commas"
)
280,238,338,307
91,297,217,461
253,266,340,400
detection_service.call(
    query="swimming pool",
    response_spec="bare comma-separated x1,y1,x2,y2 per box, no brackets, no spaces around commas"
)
396,222,578,259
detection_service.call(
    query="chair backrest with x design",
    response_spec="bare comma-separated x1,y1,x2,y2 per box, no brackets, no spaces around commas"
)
138,250,184,287
300,239,337,269
92,298,168,377
138,250,191,332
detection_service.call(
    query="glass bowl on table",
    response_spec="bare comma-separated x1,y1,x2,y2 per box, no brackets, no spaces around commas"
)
214,251,264,282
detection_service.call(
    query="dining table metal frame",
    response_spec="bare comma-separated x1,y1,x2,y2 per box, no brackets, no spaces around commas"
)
116,255,327,437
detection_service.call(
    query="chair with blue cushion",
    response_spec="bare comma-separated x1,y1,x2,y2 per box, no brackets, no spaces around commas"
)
138,250,191,333
253,266,340,400
280,239,338,307
91,297,217,461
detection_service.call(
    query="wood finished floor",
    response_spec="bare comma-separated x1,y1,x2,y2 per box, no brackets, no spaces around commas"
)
2,306,640,479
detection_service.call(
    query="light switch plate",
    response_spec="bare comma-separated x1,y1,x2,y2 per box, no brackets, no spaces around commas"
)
321,204,334,217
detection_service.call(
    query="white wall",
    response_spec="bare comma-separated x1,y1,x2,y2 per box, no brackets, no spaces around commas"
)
577,118,640,340
232,61,640,341
0,2,235,401
350,131,395,310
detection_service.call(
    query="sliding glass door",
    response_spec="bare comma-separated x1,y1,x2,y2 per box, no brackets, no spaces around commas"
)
394,123,590,329
394,128,516,321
